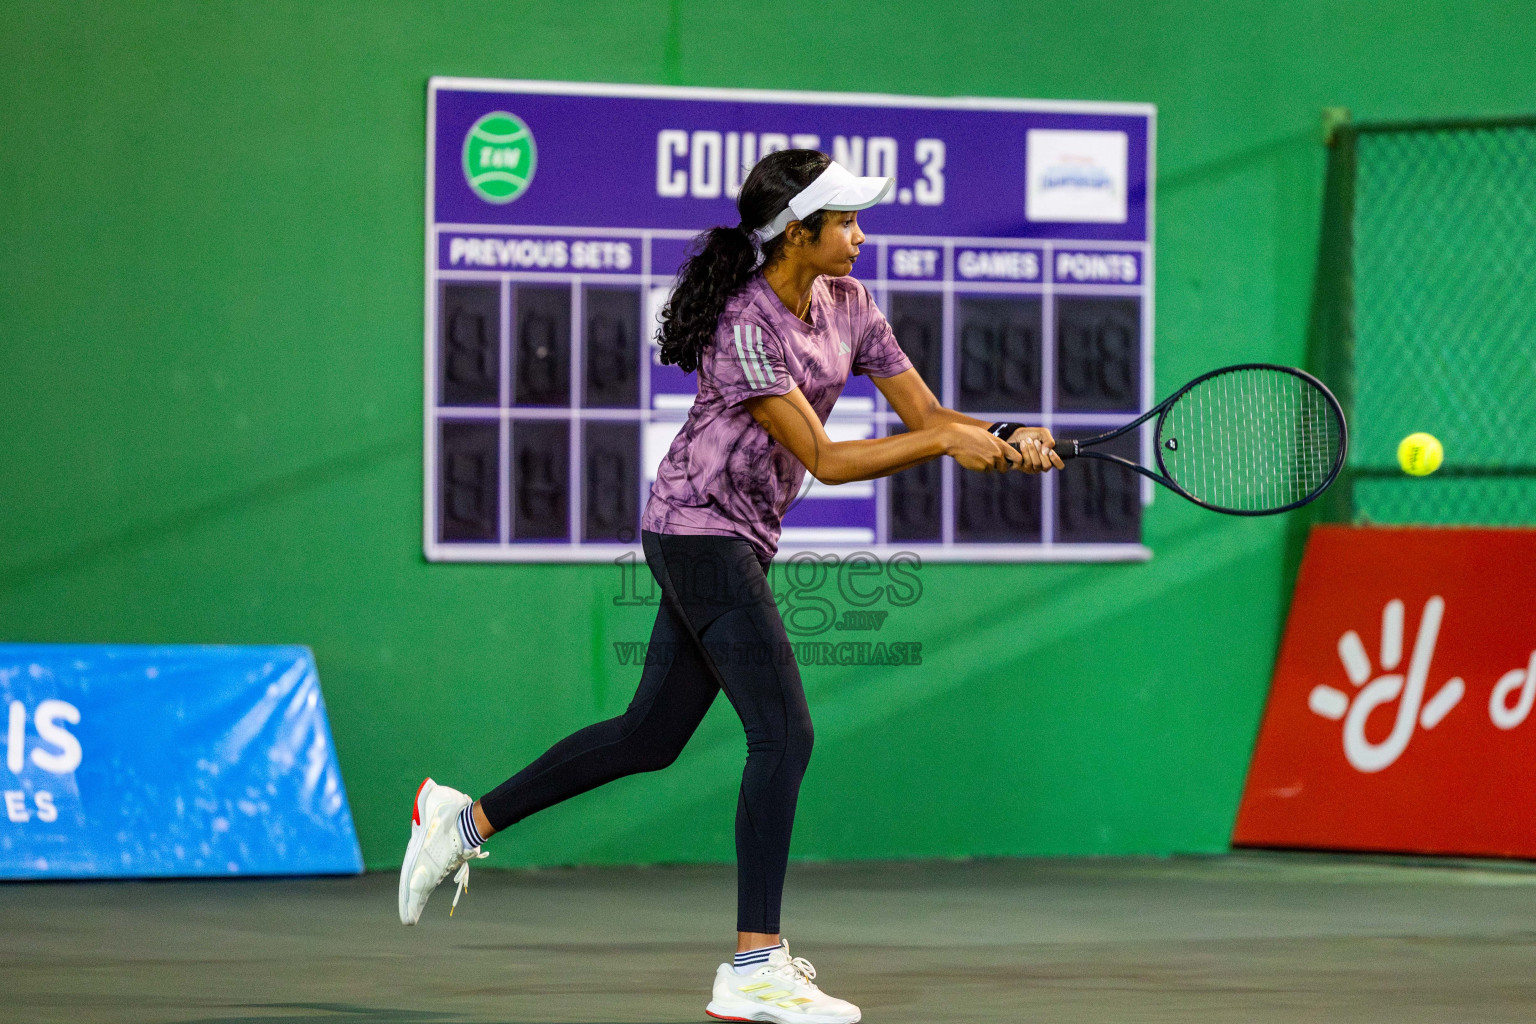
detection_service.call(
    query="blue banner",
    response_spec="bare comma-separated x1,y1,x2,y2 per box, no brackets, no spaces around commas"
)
0,644,363,879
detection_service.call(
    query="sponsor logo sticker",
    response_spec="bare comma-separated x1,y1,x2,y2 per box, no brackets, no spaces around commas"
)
463,112,537,204
1026,129,1128,224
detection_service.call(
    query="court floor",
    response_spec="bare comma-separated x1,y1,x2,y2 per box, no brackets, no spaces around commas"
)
4,851,1535,1023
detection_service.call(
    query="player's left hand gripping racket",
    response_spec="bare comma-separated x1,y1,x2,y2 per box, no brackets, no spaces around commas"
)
1016,363,1348,516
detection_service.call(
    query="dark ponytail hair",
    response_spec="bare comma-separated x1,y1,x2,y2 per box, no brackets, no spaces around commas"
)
656,149,832,373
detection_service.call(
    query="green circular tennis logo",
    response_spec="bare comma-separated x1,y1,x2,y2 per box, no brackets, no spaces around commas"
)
462,112,536,204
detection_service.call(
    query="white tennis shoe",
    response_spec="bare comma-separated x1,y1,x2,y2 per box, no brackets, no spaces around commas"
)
397,777,487,925
706,940,861,1024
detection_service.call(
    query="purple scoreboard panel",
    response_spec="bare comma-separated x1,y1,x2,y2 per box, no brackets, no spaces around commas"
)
426,79,1155,562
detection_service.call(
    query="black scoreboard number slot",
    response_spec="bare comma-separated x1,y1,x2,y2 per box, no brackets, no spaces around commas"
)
439,284,501,407
439,421,500,542
511,420,569,540
956,297,1042,412
1055,297,1140,413
583,287,641,408
957,466,1042,543
583,421,640,543
887,292,943,396
885,425,942,542
1054,430,1141,543
514,285,572,406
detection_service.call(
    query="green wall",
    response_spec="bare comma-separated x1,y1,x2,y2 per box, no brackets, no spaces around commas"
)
2,2,1532,870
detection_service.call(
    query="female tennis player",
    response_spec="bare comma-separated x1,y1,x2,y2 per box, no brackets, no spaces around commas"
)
399,149,1062,1024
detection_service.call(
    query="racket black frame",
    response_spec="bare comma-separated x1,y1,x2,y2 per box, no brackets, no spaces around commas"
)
1042,362,1348,517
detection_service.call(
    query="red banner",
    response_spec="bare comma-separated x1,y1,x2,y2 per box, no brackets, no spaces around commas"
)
1234,526,1536,858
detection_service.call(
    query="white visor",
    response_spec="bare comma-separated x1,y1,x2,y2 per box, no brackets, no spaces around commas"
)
752,162,894,245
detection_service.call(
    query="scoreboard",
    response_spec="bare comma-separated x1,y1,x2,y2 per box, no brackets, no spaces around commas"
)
426,79,1155,562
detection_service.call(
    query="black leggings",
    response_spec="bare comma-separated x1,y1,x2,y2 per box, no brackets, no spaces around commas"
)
479,530,812,933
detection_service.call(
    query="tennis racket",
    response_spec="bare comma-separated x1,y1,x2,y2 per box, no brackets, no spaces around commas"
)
1015,363,1348,516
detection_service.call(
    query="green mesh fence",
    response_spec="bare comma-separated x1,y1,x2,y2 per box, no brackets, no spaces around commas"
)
1336,116,1536,525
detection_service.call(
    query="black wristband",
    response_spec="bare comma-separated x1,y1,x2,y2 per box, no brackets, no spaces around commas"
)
987,421,1026,439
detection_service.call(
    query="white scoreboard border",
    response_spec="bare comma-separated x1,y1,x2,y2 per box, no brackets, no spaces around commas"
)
425,78,1157,564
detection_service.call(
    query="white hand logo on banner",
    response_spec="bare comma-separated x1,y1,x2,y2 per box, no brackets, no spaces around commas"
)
1307,597,1466,773
1488,650,1536,730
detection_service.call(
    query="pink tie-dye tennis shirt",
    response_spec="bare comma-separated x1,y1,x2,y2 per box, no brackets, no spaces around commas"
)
640,273,914,562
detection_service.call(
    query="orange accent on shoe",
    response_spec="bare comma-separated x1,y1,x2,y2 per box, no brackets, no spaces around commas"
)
705,1013,752,1022
412,778,429,825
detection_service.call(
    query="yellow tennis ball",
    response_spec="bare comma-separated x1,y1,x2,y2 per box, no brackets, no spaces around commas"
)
1397,432,1443,476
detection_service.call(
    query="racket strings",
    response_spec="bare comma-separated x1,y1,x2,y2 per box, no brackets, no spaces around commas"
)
1159,368,1343,513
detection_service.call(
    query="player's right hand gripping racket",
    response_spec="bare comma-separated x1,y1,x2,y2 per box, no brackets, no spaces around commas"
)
1020,363,1348,516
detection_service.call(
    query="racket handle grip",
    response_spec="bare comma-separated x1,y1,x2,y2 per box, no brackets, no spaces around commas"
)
1010,438,1078,461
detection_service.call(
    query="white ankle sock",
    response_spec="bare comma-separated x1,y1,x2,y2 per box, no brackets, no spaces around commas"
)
457,802,485,850
733,941,780,974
